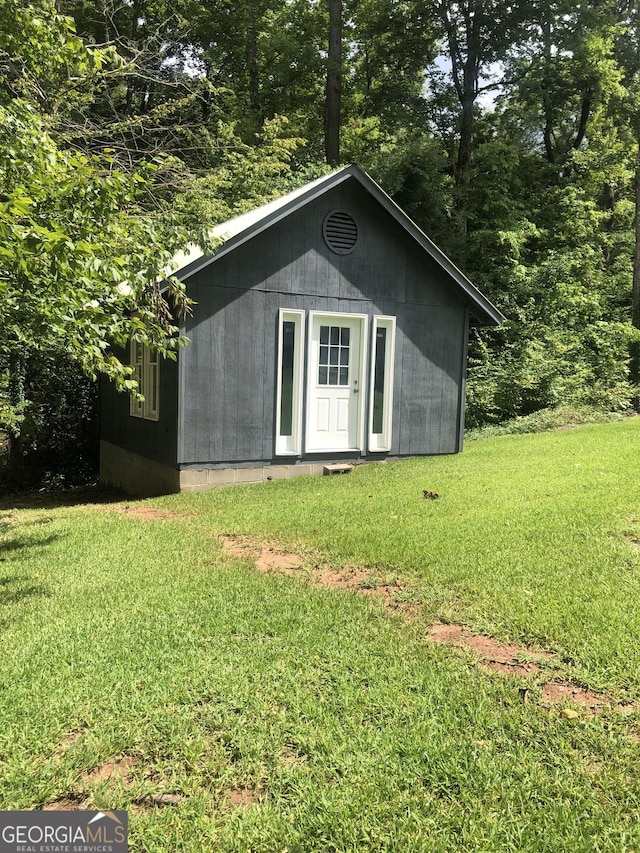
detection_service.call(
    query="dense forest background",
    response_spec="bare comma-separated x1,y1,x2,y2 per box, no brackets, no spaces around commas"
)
2,0,640,489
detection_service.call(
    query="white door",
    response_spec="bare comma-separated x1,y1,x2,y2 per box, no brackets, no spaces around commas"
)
306,313,367,452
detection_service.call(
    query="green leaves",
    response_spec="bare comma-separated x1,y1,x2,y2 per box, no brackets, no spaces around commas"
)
0,94,195,432
0,0,110,115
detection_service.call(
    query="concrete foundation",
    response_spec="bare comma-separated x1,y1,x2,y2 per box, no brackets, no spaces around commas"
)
178,461,327,492
100,441,181,496
100,441,329,496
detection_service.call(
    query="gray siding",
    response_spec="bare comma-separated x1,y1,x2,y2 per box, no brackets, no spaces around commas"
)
177,180,467,466
100,348,179,467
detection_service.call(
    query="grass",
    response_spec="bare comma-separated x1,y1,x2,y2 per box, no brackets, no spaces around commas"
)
465,404,626,440
1,419,640,850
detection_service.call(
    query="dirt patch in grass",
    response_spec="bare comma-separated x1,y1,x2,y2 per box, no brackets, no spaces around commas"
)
427,622,554,677
220,535,419,612
42,795,86,811
541,681,637,713
44,753,140,810
113,505,192,521
542,681,607,708
73,755,186,812
81,755,139,787
428,622,638,716
312,566,373,590
256,548,304,574
312,565,419,613
223,786,261,809
220,535,304,574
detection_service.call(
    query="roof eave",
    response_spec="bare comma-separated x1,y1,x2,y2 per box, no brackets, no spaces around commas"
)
169,164,504,327
346,168,504,327
175,167,355,283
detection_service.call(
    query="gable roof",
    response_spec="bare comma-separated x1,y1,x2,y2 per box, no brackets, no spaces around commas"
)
167,165,503,327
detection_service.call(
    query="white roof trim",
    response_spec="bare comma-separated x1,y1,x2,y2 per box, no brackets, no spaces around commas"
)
163,170,341,278
212,170,336,242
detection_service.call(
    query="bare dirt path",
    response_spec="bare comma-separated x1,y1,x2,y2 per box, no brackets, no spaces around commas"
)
219,533,638,719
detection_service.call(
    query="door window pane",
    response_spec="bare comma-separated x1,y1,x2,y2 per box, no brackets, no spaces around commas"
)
318,325,350,386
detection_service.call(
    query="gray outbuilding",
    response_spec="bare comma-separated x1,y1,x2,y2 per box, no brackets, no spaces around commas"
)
100,165,502,495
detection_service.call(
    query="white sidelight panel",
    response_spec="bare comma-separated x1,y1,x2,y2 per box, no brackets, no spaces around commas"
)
368,316,396,452
275,309,305,455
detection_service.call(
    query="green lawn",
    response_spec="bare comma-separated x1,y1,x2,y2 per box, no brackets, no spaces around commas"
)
1,419,640,851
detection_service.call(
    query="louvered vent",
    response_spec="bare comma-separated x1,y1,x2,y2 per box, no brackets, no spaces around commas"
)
323,210,359,254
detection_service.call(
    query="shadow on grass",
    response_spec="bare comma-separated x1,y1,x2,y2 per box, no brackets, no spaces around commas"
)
0,576,50,607
0,575,50,630
0,516,58,536
0,533,60,557
0,485,127,511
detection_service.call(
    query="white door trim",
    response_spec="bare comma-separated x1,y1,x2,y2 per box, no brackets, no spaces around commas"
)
306,311,368,453
275,309,305,456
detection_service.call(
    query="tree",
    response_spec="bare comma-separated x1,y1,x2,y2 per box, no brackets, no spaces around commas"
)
325,0,343,166
504,0,623,165
432,0,528,242
0,0,200,477
612,0,640,386
462,97,638,426
0,100,193,380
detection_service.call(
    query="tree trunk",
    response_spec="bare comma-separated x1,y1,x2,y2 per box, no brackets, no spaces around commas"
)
8,432,24,486
7,351,26,487
454,89,475,239
124,0,142,114
541,19,556,164
543,115,555,164
441,0,480,248
573,88,593,151
325,0,342,167
631,138,640,394
246,0,262,125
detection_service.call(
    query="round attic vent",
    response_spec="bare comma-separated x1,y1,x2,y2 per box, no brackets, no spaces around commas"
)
323,210,359,254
